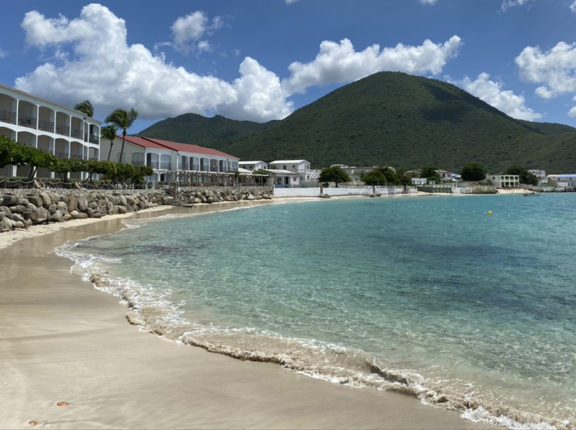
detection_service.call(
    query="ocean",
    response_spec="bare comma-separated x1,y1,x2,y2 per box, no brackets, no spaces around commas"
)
58,194,576,430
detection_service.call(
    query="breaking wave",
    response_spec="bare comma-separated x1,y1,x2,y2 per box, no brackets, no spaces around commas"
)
56,238,571,430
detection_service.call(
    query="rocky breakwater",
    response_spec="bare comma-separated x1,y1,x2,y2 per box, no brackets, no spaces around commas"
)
0,190,167,232
176,187,273,204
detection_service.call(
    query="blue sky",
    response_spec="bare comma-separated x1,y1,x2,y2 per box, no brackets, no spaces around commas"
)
1,0,576,133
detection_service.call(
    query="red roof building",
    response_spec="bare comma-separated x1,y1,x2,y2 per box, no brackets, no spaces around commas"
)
101,135,240,185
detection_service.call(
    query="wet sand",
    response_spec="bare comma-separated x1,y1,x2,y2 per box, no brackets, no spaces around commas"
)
0,201,493,429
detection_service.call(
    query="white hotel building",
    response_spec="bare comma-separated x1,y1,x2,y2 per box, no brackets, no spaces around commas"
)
0,83,101,179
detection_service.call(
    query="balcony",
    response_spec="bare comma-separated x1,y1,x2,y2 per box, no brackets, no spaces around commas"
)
70,154,83,160
0,109,16,124
18,115,36,129
55,151,68,159
56,125,70,136
71,128,83,139
89,135,99,144
38,120,55,133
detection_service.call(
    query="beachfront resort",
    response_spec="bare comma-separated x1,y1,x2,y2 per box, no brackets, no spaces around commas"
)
1,64,576,430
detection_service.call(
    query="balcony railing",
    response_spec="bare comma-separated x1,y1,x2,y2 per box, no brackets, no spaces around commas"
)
56,125,70,136
18,115,36,129
89,135,99,144
70,154,83,160
71,128,83,139
0,109,16,124
55,151,68,159
147,161,160,169
38,120,55,132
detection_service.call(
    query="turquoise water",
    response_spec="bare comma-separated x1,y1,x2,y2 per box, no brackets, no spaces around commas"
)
60,195,576,429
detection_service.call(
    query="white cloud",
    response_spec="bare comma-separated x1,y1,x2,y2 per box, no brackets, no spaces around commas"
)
170,11,223,54
420,0,438,5
459,73,541,121
17,4,291,122
570,1,576,13
285,0,300,4
515,42,576,99
501,0,536,11
284,36,461,94
0,48,6,59
16,4,463,124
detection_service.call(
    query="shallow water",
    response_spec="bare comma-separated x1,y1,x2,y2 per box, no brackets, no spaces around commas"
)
60,195,576,430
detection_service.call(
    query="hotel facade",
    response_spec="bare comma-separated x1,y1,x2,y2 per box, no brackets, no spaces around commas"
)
0,83,101,180
101,135,240,186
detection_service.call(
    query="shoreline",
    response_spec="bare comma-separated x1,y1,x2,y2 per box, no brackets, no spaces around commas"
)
0,197,494,429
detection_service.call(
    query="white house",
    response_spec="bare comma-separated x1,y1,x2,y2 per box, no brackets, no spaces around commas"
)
269,160,311,173
487,174,520,188
528,169,547,184
269,159,312,186
264,169,301,187
0,83,101,180
239,161,268,171
411,177,428,186
101,136,239,186
546,174,576,187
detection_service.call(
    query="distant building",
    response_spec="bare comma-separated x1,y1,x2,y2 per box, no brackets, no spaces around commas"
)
528,169,547,184
487,174,520,188
264,169,301,187
239,161,268,171
101,136,239,186
437,170,461,182
269,159,312,186
0,82,101,180
331,165,375,185
411,177,428,186
546,174,576,187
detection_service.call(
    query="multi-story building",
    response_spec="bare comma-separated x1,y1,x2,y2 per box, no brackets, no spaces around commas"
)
0,83,101,179
239,161,268,171
528,169,547,184
487,174,520,188
546,174,576,187
101,135,239,186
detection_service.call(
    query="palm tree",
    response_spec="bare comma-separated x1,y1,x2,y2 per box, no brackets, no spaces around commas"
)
101,125,118,161
105,108,138,164
74,100,94,118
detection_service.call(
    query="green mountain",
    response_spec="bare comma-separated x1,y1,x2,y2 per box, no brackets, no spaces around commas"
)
141,72,576,172
138,113,276,147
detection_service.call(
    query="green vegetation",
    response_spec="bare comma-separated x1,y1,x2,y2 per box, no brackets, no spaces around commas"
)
0,135,152,185
461,163,487,181
140,72,576,172
504,165,539,185
361,166,407,185
319,166,351,187
138,113,274,147
105,108,139,164
420,166,441,183
74,100,94,118
101,125,119,161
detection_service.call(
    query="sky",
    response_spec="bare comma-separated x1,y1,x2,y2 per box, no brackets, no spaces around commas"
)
1,0,576,133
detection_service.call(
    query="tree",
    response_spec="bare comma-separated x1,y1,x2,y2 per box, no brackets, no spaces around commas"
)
101,125,118,161
74,100,94,118
461,163,487,181
504,165,539,186
105,108,138,164
362,170,388,186
319,166,351,187
420,166,441,183
362,166,399,185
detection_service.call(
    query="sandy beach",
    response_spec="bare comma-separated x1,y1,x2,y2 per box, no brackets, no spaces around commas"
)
0,198,493,429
